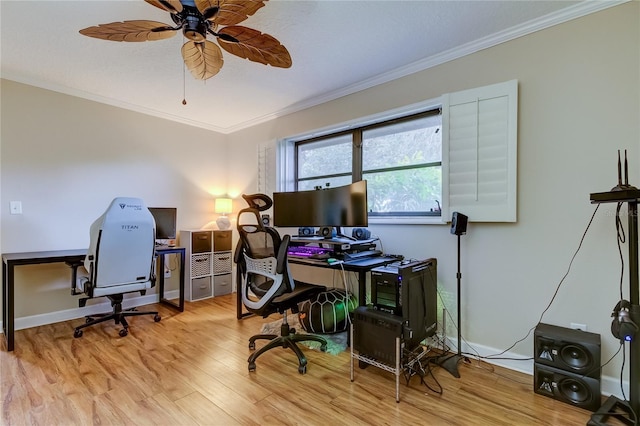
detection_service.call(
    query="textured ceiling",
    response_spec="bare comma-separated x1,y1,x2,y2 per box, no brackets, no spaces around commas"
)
0,1,621,133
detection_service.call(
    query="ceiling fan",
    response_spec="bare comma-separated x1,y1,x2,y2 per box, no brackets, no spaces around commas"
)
79,0,292,80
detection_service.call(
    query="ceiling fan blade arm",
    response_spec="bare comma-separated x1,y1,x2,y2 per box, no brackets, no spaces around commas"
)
202,6,220,20
199,0,267,25
151,24,182,33
182,40,224,80
218,26,292,68
144,0,183,14
79,21,178,42
208,28,239,43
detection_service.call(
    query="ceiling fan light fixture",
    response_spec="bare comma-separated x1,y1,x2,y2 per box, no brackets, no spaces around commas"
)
183,15,207,41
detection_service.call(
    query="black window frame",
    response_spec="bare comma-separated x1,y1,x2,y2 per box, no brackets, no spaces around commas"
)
294,108,442,217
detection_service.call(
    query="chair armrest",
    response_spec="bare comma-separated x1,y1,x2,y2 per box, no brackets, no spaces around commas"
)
65,259,84,296
276,234,291,275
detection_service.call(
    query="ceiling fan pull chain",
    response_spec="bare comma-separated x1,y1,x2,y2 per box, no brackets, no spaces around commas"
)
182,58,187,105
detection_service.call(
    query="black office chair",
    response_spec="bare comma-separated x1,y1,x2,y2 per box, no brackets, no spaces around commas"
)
234,193,327,374
68,197,161,338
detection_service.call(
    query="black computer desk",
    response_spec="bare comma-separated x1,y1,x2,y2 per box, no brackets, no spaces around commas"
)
236,255,398,319
2,246,185,352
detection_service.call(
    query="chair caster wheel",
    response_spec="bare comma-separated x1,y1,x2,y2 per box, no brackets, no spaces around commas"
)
73,329,83,338
320,344,327,352
85,317,93,323
290,328,296,334
154,314,161,322
119,328,128,337
248,362,256,372
298,365,307,374
249,341,255,350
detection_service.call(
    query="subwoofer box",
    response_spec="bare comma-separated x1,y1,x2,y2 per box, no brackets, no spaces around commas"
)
353,306,403,366
534,323,601,378
534,363,601,412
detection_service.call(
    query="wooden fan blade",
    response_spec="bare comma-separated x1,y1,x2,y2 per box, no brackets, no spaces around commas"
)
182,40,224,80
195,0,266,26
217,26,291,68
79,21,177,42
144,0,183,14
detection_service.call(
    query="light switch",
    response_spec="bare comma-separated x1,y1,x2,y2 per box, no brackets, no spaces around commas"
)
10,201,22,215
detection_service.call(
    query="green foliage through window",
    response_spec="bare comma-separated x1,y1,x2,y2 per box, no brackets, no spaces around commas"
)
294,109,442,217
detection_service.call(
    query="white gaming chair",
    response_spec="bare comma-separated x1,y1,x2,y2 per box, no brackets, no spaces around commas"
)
68,197,161,338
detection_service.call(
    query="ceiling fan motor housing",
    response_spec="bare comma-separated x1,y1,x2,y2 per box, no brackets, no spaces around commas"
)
172,5,208,42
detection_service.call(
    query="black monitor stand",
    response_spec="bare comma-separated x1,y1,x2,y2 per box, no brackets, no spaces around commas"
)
588,188,640,426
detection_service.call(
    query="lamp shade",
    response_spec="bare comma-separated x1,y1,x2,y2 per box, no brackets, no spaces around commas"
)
214,197,232,214
215,197,232,230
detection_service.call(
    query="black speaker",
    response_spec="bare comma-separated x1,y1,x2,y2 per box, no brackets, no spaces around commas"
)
611,300,639,343
450,211,468,235
319,226,337,238
534,323,601,378
534,323,601,411
298,227,315,237
352,228,371,240
534,364,602,412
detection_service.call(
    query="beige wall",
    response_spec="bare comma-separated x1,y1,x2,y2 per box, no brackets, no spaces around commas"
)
227,2,639,395
1,81,229,315
1,1,638,396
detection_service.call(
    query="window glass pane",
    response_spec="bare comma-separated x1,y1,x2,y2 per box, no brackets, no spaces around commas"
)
363,114,441,170
297,176,352,191
290,107,442,218
365,166,442,214
297,134,352,179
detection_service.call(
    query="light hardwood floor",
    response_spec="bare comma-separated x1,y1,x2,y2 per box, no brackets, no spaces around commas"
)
2,294,600,425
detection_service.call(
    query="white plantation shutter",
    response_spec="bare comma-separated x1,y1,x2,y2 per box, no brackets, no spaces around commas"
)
442,80,518,222
257,141,276,196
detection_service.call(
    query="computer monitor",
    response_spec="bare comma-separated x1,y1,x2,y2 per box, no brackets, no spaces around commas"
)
273,180,368,228
148,207,177,243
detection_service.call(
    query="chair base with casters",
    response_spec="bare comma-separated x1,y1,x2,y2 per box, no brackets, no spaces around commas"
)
248,309,327,374
73,293,161,338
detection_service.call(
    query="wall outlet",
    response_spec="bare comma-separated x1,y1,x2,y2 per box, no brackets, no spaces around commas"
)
570,322,587,331
164,269,171,278
10,201,22,215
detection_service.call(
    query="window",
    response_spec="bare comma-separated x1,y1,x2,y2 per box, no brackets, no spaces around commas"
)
294,109,443,217
276,79,518,224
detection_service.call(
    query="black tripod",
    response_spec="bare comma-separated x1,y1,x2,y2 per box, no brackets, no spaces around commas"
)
438,212,469,378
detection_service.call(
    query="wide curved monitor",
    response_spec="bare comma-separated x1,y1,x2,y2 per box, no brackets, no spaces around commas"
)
273,180,368,228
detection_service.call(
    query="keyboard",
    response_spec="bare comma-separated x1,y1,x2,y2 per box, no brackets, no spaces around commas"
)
287,245,332,259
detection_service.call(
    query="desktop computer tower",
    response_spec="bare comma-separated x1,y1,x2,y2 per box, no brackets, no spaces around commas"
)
370,259,437,349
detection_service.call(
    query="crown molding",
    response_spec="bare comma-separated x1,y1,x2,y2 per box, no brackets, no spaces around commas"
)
2,0,628,135
264,0,629,127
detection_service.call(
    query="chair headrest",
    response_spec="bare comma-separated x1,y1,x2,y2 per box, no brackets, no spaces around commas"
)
241,193,272,211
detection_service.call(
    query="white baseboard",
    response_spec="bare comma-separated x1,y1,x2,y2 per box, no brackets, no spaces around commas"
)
1,290,179,332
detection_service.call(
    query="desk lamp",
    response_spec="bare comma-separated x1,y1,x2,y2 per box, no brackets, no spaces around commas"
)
215,197,233,230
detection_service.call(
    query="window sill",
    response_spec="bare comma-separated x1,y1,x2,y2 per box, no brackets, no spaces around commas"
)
368,216,447,226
